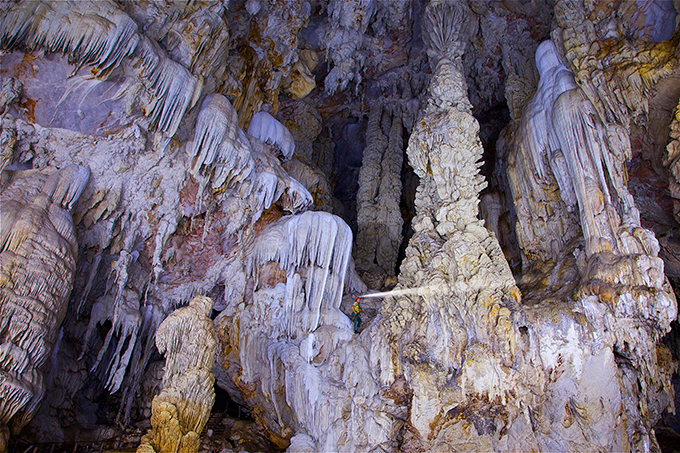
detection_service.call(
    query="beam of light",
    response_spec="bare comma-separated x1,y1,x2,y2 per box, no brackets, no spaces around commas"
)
356,286,429,299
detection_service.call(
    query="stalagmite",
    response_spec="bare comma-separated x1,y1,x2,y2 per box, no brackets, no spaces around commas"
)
138,296,217,453
383,0,522,446
666,99,680,223
0,164,89,448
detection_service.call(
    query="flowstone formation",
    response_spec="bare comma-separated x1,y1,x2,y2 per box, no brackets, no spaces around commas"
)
355,100,404,281
213,209,403,452
0,165,89,451
138,296,217,453
1,0,680,452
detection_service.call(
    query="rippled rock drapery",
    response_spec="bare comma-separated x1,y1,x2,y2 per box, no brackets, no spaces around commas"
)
0,165,88,451
501,1,679,450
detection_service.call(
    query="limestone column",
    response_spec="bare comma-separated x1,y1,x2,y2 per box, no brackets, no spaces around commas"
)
384,0,520,444
383,1,519,448
356,101,404,281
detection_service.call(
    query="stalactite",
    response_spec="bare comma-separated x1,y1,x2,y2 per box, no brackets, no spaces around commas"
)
0,1,139,76
133,37,202,137
323,0,376,94
0,0,202,138
190,94,311,219
282,158,334,212
116,1,230,79
210,204,401,452
250,211,352,335
247,111,296,162
228,0,312,126
248,136,313,219
511,38,666,261
190,94,253,191
0,77,21,174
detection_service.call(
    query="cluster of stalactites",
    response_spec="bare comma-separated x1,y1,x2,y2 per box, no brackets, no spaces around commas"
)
116,1,230,78
422,0,476,65
250,211,353,336
189,93,312,217
0,0,202,138
517,39,645,258
190,94,253,189
322,0,376,94
421,0,476,115
554,0,679,128
0,164,89,446
0,1,138,75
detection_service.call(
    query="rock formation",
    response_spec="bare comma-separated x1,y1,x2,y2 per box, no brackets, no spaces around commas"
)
355,101,404,281
384,2,523,447
138,295,217,453
0,164,89,451
0,0,679,452
667,98,680,223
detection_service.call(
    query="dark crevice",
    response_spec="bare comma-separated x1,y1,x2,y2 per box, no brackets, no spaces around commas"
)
213,385,253,421
396,153,418,274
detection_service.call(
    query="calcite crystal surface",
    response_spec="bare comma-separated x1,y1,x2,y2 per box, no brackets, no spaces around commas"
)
0,0,679,452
